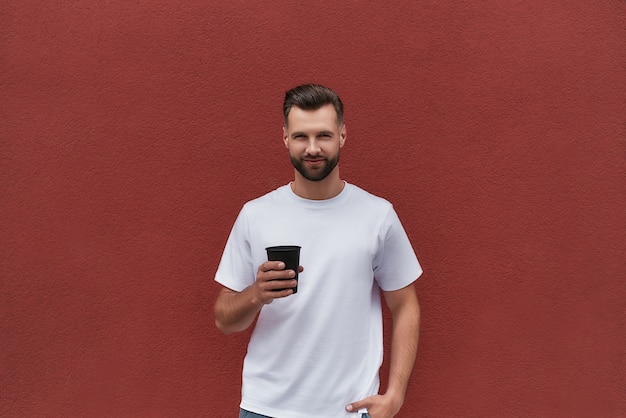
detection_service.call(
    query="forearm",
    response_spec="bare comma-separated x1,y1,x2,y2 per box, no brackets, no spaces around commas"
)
385,289,421,403
214,262,299,334
214,286,264,335
346,288,420,417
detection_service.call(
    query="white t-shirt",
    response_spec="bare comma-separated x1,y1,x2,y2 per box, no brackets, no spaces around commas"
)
215,183,422,418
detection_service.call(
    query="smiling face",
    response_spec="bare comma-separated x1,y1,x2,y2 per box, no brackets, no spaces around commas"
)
283,104,346,182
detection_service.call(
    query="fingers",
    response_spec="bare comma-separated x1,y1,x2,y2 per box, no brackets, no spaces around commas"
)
255,262,298,303
258,262,304,275
347,394,401,418
346,401,365,413
258,261,286,272
258,261,296,280
258,262,302,281
346,395,374,414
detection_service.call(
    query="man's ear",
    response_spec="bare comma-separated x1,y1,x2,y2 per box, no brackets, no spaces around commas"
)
339,124,347,148
283,126,289,149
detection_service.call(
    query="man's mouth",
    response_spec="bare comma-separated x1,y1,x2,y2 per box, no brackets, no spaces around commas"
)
304,158,324,166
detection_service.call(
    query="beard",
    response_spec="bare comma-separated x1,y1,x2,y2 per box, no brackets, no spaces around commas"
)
290,152,340,182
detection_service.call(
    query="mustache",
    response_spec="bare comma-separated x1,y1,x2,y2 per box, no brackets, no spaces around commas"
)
302,154,325,160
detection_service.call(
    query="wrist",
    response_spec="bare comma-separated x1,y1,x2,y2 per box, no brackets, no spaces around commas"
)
247,284,265,307
376,389,404,417
383,388,405,407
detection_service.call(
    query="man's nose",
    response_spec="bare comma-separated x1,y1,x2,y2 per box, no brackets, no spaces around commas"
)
306,137,321,154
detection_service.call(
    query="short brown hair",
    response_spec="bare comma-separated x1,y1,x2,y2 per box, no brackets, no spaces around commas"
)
283,84,344,127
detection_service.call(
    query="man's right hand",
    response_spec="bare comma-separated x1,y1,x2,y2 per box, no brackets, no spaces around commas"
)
253,261,300,305
214,262,303,334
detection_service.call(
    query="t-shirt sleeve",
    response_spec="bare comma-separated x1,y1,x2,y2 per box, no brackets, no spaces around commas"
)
214,206,256,292
373,206,423,291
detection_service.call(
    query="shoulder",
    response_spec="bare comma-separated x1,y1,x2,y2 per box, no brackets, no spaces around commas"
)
242,185,289,210
347,183,393,211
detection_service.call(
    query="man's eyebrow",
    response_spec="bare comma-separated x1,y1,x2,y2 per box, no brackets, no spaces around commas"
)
290,130,335,137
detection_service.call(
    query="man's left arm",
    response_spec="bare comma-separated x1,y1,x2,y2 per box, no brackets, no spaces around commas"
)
346,283,421,418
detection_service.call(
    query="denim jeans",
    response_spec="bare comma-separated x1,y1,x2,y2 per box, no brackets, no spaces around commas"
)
239,408,370,418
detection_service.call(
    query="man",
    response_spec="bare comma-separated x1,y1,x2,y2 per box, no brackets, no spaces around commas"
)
214,84,422,418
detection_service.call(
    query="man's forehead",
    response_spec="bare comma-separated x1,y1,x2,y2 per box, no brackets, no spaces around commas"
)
286,104,339,126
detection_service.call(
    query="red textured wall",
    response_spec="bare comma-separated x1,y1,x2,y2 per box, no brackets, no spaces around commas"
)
2,1,624,417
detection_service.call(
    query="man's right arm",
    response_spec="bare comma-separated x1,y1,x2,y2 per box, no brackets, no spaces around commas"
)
214,261,298,334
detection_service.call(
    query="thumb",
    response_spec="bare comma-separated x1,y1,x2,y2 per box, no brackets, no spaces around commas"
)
346,397,370,413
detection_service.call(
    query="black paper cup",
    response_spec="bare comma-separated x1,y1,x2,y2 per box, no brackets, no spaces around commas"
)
265,245,301,293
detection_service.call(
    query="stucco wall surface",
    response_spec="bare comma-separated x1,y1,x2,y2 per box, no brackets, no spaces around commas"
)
1,1,624,417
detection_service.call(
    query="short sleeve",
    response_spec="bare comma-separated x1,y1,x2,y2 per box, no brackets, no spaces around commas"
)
214,206,256,292
373,206,423,291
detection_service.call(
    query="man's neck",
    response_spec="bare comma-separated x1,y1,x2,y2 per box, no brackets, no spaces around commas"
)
290,171,344,200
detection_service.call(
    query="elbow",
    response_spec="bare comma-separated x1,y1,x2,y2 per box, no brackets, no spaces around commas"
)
215,315,248,335
214,299,233,335
214,316,236,335
215,319,228,335
215,312,237,335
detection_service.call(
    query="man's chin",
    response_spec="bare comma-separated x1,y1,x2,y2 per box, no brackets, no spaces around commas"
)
299,170,328,182
291,156,338,182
